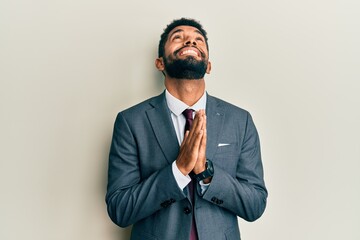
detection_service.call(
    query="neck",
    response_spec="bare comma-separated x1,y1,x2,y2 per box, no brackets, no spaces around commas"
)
165,76,205,106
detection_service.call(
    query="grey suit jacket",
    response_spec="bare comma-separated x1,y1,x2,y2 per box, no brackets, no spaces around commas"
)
106,91,267,240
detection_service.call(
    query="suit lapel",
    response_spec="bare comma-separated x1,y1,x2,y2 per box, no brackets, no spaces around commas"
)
206,94,225,161
146,92,179,165
145,93,225,170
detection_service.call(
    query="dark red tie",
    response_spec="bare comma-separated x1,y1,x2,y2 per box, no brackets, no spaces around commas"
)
183,109,194,133
182,109,198,240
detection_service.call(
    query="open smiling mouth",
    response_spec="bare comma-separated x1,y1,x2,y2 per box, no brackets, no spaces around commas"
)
179,49,199,57
175,47,203,58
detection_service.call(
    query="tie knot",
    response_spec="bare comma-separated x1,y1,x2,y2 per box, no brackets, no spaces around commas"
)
182,109,194,120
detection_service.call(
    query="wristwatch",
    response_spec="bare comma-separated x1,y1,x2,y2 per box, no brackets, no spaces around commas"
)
192,160,214,182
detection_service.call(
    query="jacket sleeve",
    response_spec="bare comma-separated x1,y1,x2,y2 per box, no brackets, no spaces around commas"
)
105,112,186,227
201,112,268,222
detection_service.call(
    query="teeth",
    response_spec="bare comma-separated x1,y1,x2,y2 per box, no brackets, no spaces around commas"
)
180,49,198,56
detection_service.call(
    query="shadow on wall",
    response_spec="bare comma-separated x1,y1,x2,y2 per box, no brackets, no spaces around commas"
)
154,68,165,92
100,59,164,239
116,226,132,239
100,129,134,239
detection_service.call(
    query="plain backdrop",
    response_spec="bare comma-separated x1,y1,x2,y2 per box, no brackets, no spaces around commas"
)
1,0,359,239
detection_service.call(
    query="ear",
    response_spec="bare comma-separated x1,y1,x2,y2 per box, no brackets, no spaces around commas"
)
206,61,212,74
155,58,165,71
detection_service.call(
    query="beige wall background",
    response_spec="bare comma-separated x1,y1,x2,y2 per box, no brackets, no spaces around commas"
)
1,0,359,239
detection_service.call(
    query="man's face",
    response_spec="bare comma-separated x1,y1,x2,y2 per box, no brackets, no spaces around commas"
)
161,25,211,79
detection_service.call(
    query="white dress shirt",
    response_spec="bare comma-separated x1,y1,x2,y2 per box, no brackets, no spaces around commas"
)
165,90,210,194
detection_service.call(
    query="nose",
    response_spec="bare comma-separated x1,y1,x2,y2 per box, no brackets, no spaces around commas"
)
184,36,197,46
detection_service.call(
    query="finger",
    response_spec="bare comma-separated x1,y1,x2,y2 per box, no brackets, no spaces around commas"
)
190,110,201,132
184,122,204,154
179,128,203,165
183,109,205,148
192,110,205,133
198,110,205,129
181,130,189,148
191,128,204,151
202,114,207,144
186,113,204,145
197,113,207,161
199,122,207,158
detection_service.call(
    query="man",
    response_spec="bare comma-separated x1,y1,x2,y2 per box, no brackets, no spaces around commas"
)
106,18,267,240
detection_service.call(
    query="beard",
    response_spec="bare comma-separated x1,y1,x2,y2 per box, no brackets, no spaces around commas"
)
163,55,208,80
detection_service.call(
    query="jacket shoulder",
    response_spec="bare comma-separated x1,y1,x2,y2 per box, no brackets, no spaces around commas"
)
208,95,250,118
118,92,165,118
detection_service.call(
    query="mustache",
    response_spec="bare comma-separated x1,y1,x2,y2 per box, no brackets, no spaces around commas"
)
174,46,206,58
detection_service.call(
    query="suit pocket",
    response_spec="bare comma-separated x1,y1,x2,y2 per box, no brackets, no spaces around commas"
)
216,143,239,154
212,144,240,177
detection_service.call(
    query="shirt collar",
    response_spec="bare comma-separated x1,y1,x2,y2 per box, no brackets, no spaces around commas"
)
165,89,207,116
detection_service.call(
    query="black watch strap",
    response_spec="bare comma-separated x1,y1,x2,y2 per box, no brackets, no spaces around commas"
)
193,160,214,182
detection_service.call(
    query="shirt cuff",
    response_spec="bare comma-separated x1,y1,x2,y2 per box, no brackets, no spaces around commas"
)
199,180,210,195
172,161,191,190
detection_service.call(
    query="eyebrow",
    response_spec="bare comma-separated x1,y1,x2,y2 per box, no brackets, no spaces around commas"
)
169,28,205,39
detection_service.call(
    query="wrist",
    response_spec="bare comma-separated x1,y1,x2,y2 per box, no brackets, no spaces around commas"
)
202,177,212,184
193,165,206,174
193,157,207,174
191,160,214,182
176,160,191,176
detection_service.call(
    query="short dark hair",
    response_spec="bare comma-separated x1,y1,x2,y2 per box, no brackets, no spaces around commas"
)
158,18,208,58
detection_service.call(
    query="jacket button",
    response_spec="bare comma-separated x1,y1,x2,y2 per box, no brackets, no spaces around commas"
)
211,197,223,205
160,200,170,208
183,207,191,214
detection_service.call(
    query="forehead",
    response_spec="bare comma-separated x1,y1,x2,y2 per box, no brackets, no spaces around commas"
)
168,25,204,37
